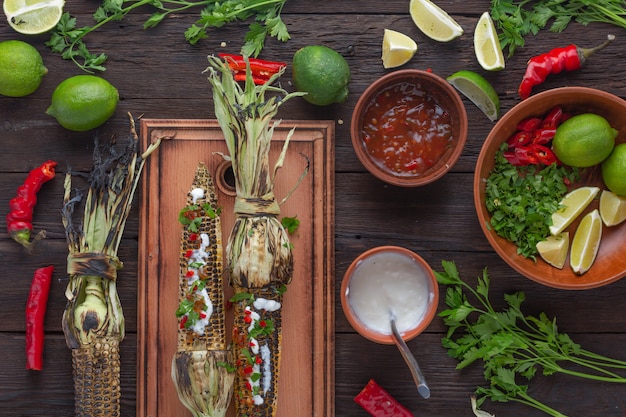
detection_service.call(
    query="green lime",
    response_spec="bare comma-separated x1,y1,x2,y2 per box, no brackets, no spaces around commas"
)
602,143,626,196
552,113,617,168
46,75,119,132
446,70,499,121
0,40,47,97
3,0,64,35
292,45,350,106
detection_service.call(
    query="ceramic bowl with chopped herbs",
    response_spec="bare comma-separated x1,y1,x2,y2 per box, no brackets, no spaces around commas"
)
474,87,626,290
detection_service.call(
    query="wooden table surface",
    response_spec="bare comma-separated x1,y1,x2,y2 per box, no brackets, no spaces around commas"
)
2,1,626,416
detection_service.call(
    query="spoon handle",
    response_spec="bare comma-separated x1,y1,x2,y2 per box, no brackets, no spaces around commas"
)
390,319,430,399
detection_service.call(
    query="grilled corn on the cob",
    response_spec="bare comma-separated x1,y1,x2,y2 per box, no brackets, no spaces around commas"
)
205,55,304,416
171,162,234,417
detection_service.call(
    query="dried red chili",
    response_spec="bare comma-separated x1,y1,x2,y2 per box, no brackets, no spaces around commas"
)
6,160,57,250
354,379,414,417
218,53,287,85
25,265,54,371
518,35,615,100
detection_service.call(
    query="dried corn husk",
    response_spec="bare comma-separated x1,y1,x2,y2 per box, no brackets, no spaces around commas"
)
61,114,161,417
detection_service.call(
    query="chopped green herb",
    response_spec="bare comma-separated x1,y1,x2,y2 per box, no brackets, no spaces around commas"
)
230,292,255,303
484,143,579,259
436,260,626,417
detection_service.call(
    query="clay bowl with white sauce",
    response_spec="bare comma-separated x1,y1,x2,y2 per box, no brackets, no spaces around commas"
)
340,246,439,344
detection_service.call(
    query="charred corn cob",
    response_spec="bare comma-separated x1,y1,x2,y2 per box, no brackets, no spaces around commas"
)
171,162,234,417
61,114,161,417
205,55,304,416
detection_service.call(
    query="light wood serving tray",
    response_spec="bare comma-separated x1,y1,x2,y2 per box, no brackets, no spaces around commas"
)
137,119,335,417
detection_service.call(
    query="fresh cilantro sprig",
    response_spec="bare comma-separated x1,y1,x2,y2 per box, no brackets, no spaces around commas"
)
484,143,579,260
46,0,290,72
436,260,626,417
491,0,626,57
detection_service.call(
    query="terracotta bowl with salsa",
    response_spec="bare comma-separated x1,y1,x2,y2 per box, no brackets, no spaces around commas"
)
340,246,439,344
351,69,468,187
474,87,626,290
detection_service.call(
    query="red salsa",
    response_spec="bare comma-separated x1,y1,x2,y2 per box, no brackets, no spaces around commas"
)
361,81,454,177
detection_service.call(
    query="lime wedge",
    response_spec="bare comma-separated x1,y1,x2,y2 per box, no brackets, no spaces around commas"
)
474,11,505,71
536,232,569,269
570,209,602,275
446,70,500,121
382,29,418,69
549,186,600,236
409,0,463,42
599,189,626,227
3,0,64,34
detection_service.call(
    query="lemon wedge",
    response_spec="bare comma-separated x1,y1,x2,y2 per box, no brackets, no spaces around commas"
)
3,0,64,34
536,232,569,269
382,29,418,69
549,186,600,236
409,0,463,42
570,209,602,275
474,11,505,71
446,70,500,121
599,189,626,227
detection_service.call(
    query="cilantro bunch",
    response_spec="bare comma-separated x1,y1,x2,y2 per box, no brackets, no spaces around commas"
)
436,260,626,417
491,0,626,57
46,0,290,72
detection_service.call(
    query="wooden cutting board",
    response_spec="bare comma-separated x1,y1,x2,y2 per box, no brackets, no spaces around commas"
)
136,119,335,417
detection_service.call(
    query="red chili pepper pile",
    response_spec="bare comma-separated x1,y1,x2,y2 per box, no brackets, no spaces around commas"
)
354,379,414,417
25,265,54,371
6,160,57,250
218,53,287,85
518,35,615,100
503,106,570,166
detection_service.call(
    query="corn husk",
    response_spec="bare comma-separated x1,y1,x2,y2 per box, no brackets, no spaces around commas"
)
61,114,161,416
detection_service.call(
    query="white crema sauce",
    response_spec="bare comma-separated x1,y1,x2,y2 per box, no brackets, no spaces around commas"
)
346,251,432,335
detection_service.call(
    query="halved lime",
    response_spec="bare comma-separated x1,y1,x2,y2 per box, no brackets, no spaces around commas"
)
3,0,64,35
474,11,505,71
409,0,463,42
446,70,500,121
382,29,417,69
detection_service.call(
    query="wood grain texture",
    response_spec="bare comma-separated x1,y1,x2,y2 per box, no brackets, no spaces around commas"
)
2,0,626,415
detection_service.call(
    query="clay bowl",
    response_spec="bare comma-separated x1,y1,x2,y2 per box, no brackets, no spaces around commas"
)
340,246,439,345
351,69,468,187
474,87,626,290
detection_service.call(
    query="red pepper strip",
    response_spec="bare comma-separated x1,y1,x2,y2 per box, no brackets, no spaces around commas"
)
354,379,414,417
530,127,556,145
218,53,287,85
518,35,615,100
6,160,56,250
514,146,539,166
506,131,532,148
25,265,54,371
541,106,564,129
529,144,557,165
516,117,542,132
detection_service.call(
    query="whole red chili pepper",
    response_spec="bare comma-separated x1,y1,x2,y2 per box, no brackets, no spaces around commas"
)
218,53,287,85
25,265,54,371
518,35,615,100
6,160,57,250
354,379,414,417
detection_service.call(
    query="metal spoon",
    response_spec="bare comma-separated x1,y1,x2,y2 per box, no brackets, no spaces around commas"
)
390,316,430,399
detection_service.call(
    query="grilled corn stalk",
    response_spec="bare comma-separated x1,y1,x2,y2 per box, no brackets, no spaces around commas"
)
205,55,304,416
61,114,161,417
171,162,234,417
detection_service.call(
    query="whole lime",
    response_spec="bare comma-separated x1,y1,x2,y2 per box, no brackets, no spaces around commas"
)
602,143,626,196
0,40,48,97
46,75,119,132
552,113,617,167
292,45,350,106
